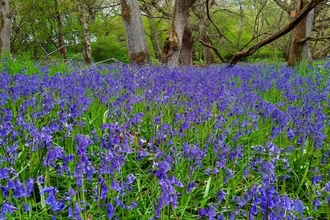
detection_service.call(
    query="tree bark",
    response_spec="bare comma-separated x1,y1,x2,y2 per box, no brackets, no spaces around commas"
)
162,0,196,69
180,25,193,66
228,0,325,66
288,0,314,65
76,0,92,64
0,0,10,55
54,0,67,61
121,0,150,65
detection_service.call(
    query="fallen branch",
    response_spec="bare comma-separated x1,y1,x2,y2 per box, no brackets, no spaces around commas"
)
39,40,84,64
95,58,123,65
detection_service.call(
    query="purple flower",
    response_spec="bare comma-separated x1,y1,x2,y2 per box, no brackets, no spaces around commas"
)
23,203,30,212
2,202,18,214
25,178,34,197
287,128,295,139
106,203,114,219
311,175,322,186
313,199,322,210
293,200,305,217
323,182,330,192
186,181,197,193
217,190,226,203
198,206,216,219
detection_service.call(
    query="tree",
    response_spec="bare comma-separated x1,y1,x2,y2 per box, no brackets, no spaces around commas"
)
287,0,314,65
0,0,10,55
162,0,196,69
121,0,150,65
76,0,92,64
228,0,325,66
55,0,67,60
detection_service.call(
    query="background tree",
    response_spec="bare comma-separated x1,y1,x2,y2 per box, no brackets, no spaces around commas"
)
55,0,67,60
228,0,325,65
6,0,330,65
162,0,196,69
0,0,10,55
121,0,150,65
76,0,92,64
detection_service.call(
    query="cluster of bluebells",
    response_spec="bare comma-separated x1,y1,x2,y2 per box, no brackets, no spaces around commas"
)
0,61,330,219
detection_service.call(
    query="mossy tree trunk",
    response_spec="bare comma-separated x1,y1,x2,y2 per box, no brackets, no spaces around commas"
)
121,0,150,65
0,0,10,56
162,0,196,69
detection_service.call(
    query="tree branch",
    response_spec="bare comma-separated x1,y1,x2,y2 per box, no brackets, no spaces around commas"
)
228,0,325,66
300,36,330,43
199,40,227,62
39,40,84,64
206,0,233,45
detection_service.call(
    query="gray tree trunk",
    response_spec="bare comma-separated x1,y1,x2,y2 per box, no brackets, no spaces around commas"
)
76,0,92,64
302,9,314,61
0,0,10,55
162,0,196,69
121,0,150,65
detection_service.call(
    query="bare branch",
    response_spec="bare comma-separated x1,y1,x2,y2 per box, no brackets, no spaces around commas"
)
39,40,84,64
300,36,330,43
206,0,233,44
199,40,227,62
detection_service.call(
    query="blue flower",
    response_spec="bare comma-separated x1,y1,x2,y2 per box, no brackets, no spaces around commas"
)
186,181,197,193
106,203,114,219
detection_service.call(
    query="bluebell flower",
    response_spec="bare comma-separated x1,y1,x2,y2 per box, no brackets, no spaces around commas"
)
23,203,30,212
106,203,114,219
311,175,322,186
186,181,197,193
217,190,226,203
293,200,305,217
323,182,330,192
2,202,18,214
313,199,322,211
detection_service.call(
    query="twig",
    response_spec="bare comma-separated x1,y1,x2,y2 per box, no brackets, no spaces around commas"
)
39,40,84,65
206,0,233,45
95,58,123,65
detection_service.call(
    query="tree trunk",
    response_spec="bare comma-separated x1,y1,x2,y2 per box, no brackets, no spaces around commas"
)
200,22,214,64
145,5,162,62
288,0,314,66
55,0,67,61
162,0,196,69
0,0,10,55
76,0,92,64
180,25,193,66
121,0,150,65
